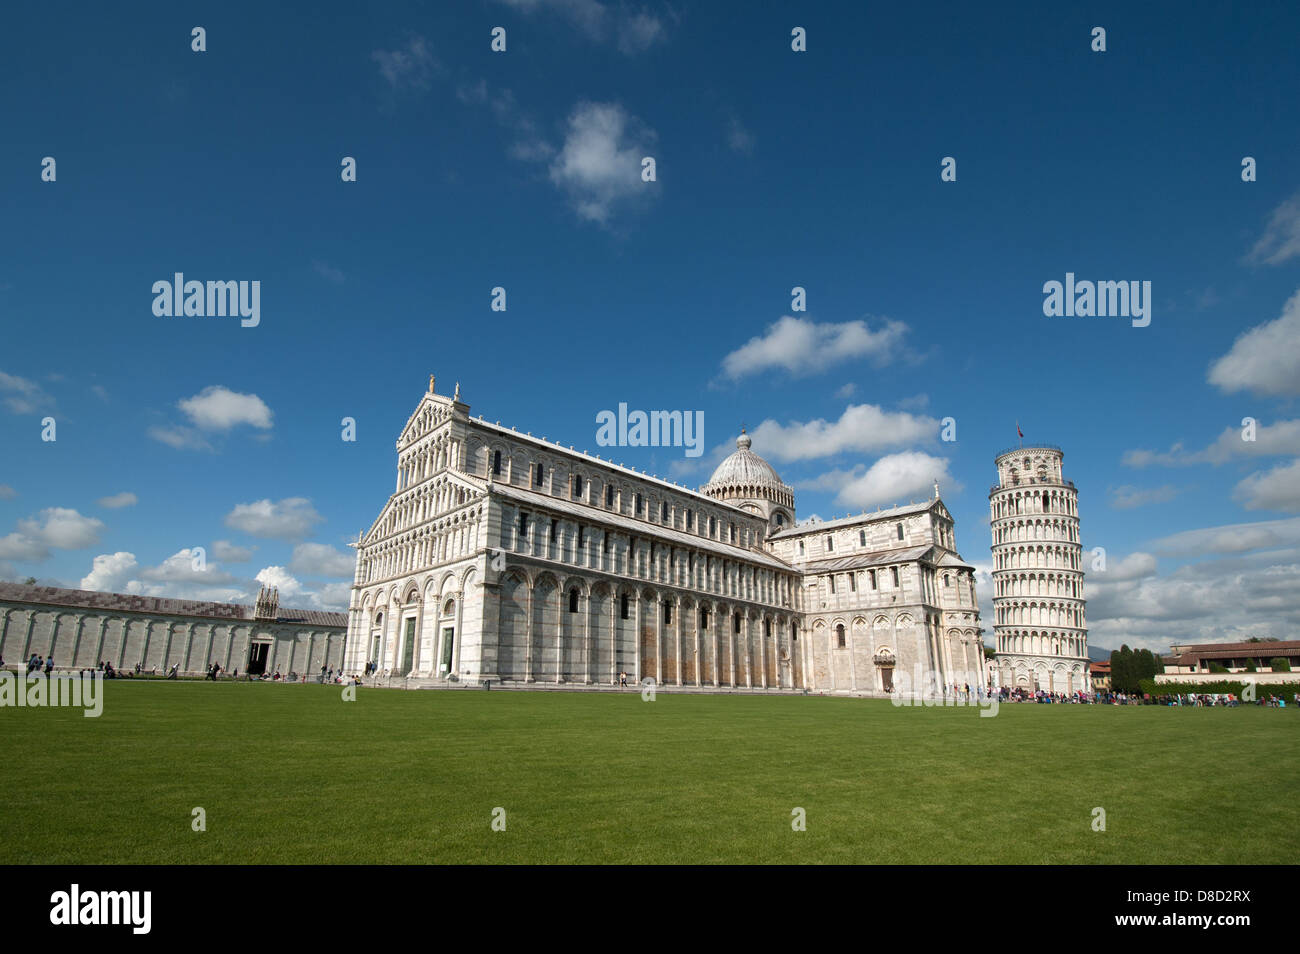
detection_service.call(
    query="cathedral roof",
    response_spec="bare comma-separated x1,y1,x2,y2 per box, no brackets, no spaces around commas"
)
768,499,944,539
703,432,787,491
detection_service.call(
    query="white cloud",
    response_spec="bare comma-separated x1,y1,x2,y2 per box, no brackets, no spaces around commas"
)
834,383,856,400
617,10,664,54
178,385,273,432
832,452,956,510
1233,458,1300,512
1149,515,1300,557
721,316,908,380
147,425,213,451
312,260,345,284
725,116,755,154
289,543,356,578
224,498,324,542
212,540,254,562
1207,288,1300,396
97,492,138,509
1107,484,1180,509
496,1,665,54
80,551,138,592
1084,548,1300,649
792,466,865,493
547,102,657,225
0,508,105,562
1096,551,1160,581
0,371,54,415
1246,190,1300,265
255,566,348,611
457,79,554,163
0,485,15,500
372,36,437,90
749,404,938,463
139,548,240,585
1123,418,1300,468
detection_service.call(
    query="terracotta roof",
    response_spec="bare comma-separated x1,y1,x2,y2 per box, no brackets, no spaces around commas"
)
1165,641,1300,665
0,582,346,627
1170,639,1300,655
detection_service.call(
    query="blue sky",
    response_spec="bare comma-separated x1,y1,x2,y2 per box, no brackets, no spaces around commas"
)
2,1,1299,651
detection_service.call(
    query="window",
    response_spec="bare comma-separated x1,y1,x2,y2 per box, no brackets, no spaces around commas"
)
943,573,951,587
549,519,558,543
798,540,805,555
663,601,673,625
891,566,899,587
733,613,741,634
534,463,544,487
850,573,857,592
836,624,846,648
605,485,614,507
729,524,736,542
826,536,834,552
828,576,836,594
775,513,785,527
896,523,904,540
708,516,716,535
568,589,578,613
620,594,629,620
492,450,502,476
700,608,708,630
686,509,694,530
573,475,584,497
859,529,866,546
518,512,529,538
577,526,585,548
635,493,643,516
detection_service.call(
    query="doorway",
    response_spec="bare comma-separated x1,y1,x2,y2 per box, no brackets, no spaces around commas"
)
248,642,269,675
399,618,416,676
880,666,894,692
440,627,455,674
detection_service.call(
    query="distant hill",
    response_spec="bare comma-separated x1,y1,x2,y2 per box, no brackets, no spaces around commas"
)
1088,645,1114,663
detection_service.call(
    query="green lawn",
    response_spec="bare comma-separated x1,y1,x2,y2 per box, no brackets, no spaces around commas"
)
3,682,1296,864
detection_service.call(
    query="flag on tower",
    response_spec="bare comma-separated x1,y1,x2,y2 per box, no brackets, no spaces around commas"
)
1016,422,1023,439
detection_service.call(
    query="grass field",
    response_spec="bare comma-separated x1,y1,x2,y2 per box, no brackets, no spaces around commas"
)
3,681,1297,864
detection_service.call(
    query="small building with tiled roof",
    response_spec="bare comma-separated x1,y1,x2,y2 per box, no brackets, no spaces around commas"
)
1161,640,1300,675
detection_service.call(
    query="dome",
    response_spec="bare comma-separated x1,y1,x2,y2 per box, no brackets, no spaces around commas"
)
705,432,785,489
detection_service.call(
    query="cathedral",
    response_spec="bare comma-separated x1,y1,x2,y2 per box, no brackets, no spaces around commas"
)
343,378,985,694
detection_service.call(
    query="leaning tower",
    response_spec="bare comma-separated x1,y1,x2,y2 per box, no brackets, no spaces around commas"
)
989,445,1090,693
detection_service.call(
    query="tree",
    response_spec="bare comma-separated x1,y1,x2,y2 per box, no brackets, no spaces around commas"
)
23,577,36,585
1111,645,1135,692
1271,658,1292,673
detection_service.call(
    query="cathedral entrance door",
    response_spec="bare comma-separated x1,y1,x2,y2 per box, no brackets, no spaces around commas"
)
880,666,894,692
247,642,269,675
440,627,455,674
399,618,416,676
